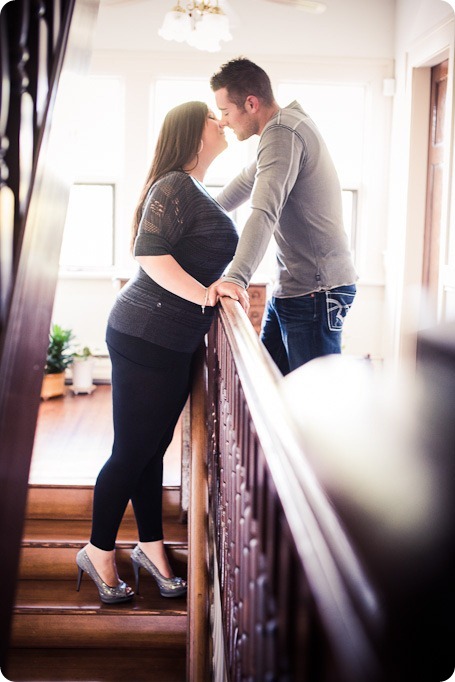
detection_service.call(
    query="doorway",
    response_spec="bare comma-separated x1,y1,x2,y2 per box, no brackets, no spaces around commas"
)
422,59,448,323
397,38,453,365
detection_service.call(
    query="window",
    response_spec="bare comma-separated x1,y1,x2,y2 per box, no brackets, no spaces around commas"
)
59,184,115,269
152,80,251,187
277,83,365,185
277,82,366,257
153,80,364,257
342,189,358,256
60,77,124,272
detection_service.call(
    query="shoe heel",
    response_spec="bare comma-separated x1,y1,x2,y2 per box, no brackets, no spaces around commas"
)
75,548,134,604
132,558,141,595
76,566,83,592
130,545,187,598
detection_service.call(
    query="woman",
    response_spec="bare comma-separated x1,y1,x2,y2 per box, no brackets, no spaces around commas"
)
76,101,238,603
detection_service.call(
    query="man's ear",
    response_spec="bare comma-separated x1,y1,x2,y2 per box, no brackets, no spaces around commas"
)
245,95,260,113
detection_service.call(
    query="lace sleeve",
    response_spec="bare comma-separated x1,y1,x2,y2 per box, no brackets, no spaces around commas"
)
134,172,189,256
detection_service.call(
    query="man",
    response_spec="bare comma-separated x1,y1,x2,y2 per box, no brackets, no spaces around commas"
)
210,57,358,375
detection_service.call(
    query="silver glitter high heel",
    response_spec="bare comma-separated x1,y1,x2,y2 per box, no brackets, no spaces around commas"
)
76,548,134,604
131,545,187,598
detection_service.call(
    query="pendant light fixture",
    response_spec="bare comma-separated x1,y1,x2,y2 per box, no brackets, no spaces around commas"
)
158,1,232,53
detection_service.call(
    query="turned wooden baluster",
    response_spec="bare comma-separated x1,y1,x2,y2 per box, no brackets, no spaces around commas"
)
28,0,50,130
213,318,352,680
48,0,62,53
0,1,63,326
209,322,285,681
5,0,34,228
0,7,14,327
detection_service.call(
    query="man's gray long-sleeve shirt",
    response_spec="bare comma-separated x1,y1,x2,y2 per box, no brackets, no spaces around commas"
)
216,101,358,298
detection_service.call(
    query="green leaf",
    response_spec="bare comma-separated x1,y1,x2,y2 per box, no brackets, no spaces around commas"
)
44,324,75,374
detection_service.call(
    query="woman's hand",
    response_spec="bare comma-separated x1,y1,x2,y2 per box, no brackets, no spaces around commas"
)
206,283,219,308
135,255,250,314
209,278,250,314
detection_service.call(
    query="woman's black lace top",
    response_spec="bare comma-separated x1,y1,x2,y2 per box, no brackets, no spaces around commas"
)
108,171,238,352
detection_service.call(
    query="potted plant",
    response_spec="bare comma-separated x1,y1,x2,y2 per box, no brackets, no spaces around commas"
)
41,324,74,399
71,345,96,394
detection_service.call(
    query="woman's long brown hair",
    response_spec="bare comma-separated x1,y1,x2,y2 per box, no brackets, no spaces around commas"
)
130,100,208,251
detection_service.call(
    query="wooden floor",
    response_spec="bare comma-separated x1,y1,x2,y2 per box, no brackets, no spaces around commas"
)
29,384,182,486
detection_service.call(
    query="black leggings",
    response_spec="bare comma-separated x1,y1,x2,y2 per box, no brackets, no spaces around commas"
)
90,326,193,551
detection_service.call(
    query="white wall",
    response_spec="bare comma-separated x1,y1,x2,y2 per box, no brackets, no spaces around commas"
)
52,0,396,368
395,0,452,45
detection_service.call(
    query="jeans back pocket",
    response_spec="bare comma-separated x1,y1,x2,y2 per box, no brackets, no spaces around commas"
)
325,286,356,332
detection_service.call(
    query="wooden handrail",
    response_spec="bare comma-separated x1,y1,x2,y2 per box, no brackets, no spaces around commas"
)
188,298,454,681
219,299,380,614
204,298,381,681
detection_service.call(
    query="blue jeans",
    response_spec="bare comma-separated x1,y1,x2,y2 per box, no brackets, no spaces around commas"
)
261,285,356,375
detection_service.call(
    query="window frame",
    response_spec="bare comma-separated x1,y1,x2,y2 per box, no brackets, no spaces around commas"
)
59,182,116,274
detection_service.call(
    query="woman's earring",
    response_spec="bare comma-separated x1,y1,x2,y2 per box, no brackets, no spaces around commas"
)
198,140,203,154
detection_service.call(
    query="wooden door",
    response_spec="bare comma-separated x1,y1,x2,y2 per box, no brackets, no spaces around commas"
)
422,60,448,318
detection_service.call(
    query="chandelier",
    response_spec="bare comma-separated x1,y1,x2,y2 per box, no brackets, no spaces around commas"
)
158,1,232,53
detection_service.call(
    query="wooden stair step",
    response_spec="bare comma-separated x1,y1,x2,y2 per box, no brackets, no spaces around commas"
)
19,544,188,582
5,647,186,682
12,482,188,678
19,545,188,582
25,485,182,520
11,580,187,649
19,517,187,580
22,517,187,545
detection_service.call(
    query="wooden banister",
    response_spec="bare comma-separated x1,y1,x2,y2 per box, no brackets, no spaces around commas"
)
186,343,210,681
0,0,100,670
201,298,380,681
185,298,454,681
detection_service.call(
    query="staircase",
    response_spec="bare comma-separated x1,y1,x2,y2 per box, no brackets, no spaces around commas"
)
6,484,187,681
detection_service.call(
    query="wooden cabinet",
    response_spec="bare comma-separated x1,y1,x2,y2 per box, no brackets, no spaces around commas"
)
247,283,267,334
114,276,130,290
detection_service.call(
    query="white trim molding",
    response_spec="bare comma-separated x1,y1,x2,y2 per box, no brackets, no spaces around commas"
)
441,0,455,13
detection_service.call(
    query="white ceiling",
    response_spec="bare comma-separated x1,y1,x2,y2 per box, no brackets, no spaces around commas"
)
94,0,396,60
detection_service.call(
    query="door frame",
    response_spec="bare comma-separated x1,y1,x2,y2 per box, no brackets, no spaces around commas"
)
397,15,455,363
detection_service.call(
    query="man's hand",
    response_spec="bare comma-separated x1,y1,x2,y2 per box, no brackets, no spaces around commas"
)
211,279,250,314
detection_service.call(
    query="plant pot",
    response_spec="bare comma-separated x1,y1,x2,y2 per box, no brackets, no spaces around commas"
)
41,372,66,400
71,357,95,394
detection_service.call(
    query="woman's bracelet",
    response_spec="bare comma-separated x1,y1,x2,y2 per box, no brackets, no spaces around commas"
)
201,287,209,314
